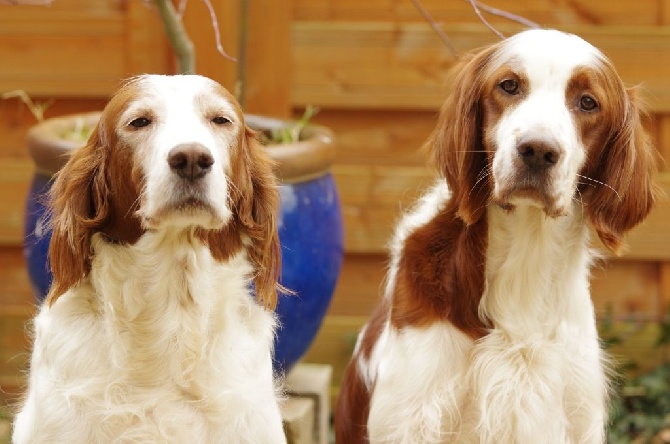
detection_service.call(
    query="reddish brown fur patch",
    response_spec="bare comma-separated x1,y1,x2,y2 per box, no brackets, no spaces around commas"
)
222,125,282,310
46,80,147,305
335,301,389,444
575,61,661,254
390,200,488,336
426,44,499,226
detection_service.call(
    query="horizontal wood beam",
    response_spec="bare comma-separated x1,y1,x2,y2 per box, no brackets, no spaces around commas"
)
293,22,670,112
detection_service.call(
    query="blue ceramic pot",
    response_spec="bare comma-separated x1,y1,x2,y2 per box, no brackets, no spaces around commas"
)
24,113,343,374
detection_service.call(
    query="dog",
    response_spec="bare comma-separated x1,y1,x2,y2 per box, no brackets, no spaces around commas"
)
13,75,287,443
335,29,658,443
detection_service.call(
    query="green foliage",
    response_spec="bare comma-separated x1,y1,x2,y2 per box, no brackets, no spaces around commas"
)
605,308,670,443
1,90,53,122
266,105,319,144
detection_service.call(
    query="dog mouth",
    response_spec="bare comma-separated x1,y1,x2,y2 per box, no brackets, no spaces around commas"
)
141,190,228,231
493,185,567,218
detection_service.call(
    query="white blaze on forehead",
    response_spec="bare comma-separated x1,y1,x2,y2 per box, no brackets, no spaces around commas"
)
121,75,238,129
489,29,604,82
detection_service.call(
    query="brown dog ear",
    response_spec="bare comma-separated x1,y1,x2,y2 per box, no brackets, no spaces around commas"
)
585,86,660,255
425,46,497,226
231,127,282,310
46,124,112,305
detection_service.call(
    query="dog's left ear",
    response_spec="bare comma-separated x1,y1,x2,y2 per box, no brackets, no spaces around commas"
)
46,124,112,305
426,45,498,226
585,86,660,254
234,127,282,309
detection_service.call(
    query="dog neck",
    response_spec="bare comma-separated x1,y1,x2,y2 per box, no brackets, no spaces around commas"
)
480,203,594,337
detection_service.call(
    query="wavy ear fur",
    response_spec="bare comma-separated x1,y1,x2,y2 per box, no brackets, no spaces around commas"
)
585,86,660,254
46,125,111,304
230,127,282,310
426,46,498,226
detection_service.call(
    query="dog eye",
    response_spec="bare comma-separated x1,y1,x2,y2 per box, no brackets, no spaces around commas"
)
212,116,231,125
129,117,152,128
579,95,598,112
499,79,519,95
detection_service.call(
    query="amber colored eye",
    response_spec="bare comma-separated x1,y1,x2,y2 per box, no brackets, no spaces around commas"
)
129,117,151,128
579,95,598,112
499,79,519,95
212,116,231,125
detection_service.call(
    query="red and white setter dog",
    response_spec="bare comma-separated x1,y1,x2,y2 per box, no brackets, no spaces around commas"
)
336,29,658,443
14,75,287,443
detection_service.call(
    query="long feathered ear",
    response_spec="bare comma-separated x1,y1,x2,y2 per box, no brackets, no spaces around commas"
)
585,86,660,255
235,127,282,310
426,46,497,226
46,124,111,305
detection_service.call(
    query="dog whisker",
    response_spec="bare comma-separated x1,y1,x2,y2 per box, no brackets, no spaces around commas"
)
576,174,622,201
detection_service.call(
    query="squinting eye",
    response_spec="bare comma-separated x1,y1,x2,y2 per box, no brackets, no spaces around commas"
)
579,95,598,112
499,79,519,95
129,117,151,128
212,116,231,125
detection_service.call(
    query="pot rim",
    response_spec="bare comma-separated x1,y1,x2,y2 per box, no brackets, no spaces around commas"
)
27,111,336,184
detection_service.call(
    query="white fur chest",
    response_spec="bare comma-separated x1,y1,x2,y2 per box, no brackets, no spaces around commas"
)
14,233,282,443
464,206,607,443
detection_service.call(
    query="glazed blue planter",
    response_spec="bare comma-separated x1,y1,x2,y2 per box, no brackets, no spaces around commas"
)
23,113,343,374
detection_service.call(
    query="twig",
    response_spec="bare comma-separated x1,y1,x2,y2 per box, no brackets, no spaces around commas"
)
409,0,458,58
466,0,505,40
201,0,237,62
1,0,54,4
475,0,541,29
177,0,188,17
1,90,53,122
236,0,249,106
152,0,196,74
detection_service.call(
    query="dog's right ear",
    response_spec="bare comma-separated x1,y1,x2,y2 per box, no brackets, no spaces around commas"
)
47,124,111,305
425,45,498,226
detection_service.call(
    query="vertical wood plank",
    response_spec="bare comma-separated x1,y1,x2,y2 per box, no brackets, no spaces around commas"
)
660,262,670,317
181,0,292,118
181,0,240,93
243,0,293,117
657,115,670,172
125,1,172,76
661,0,670,25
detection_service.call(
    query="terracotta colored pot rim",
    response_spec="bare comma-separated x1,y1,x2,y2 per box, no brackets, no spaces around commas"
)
27,112,336,184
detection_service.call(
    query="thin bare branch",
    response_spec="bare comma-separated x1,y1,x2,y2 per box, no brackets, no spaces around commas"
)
1,90,53,122
2,0,54,4
410,0,458,58
466,0,505,40
200,0,237,62
475,0,541,29
177,0,188,17
153,0,196,74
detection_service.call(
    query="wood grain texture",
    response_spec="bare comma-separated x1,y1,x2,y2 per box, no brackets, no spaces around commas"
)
292,23,670,112
292,0,662,26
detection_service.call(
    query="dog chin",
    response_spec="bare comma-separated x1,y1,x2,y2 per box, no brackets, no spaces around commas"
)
494,189,568,218
143,200,231,231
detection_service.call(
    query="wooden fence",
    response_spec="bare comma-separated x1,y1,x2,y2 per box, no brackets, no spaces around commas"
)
1,0,669,405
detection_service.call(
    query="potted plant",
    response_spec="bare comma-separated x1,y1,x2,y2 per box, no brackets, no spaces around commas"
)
17,0,343,373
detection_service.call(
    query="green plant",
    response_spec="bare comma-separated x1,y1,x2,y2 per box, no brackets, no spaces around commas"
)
604,308,670,443
266,105,319,144
0,90,51,122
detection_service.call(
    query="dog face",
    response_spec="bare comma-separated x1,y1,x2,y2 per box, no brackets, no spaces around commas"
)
427,29,657,252
47,75,281,308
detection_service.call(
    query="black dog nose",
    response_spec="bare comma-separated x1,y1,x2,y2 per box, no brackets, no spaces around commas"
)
167,143,214,180
516,137,563,171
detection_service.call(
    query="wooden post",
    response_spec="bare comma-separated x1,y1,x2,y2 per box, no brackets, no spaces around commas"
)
182,0,292,118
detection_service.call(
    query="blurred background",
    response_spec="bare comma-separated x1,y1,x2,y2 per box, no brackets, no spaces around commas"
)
1,1,669,442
